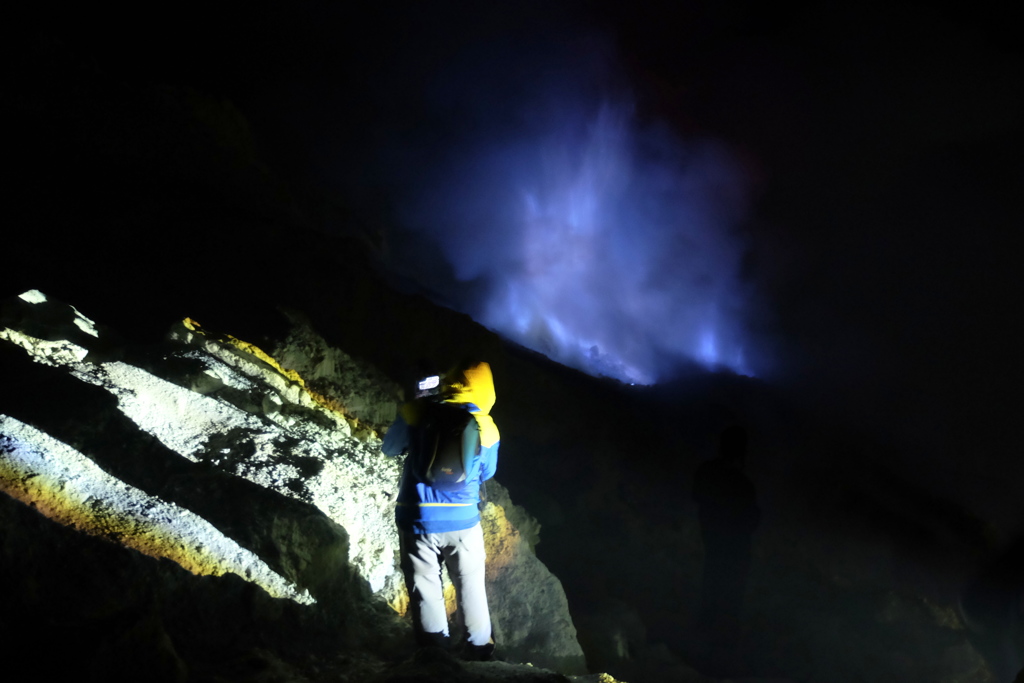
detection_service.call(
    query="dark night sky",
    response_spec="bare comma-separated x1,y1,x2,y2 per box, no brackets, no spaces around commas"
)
15,1,1024,529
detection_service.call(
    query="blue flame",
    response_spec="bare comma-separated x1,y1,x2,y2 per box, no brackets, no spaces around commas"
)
394,44,755,384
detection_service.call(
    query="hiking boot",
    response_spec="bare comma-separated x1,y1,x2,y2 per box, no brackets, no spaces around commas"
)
459,640,495,662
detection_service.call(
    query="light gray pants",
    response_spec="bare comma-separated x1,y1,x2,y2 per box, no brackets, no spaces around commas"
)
399,522,492,647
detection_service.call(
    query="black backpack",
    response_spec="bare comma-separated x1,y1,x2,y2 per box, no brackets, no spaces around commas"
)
411,400,482,491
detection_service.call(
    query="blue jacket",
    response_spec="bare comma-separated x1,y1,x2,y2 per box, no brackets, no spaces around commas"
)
382,362,499,534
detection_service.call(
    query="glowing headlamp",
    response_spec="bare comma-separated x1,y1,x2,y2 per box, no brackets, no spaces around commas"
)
416,375,440,398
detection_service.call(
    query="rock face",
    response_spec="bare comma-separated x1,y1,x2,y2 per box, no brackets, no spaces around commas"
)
481,483,584,672
0,290,586,675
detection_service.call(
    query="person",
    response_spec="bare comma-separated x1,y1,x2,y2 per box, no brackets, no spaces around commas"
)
381,360,499,660
692,425,760,664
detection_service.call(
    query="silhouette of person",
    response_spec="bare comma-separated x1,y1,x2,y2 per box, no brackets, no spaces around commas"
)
960,534,1024,683
693,425,760,660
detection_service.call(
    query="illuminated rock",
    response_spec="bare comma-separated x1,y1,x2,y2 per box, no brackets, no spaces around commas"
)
0,415,312,604
481,485,585,672
0,290,585,674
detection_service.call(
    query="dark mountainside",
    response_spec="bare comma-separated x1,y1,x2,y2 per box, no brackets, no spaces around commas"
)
4,30,1022,683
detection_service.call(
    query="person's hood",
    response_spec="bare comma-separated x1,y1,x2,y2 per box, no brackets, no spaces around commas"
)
444,362,495,414
444,362,499,447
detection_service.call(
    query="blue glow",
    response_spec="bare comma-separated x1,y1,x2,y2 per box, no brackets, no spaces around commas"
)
700,328,719,366
395,42,756,384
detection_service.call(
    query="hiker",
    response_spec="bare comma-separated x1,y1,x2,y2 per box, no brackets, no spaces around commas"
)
692,425,760,663
381,360,499,660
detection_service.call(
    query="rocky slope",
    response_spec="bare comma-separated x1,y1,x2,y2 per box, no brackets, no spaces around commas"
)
5,35,1019,683
0,289,589,681
3,284,1006,683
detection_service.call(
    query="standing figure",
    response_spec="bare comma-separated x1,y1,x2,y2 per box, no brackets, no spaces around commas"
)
382,360,499,660
693,425,760,661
